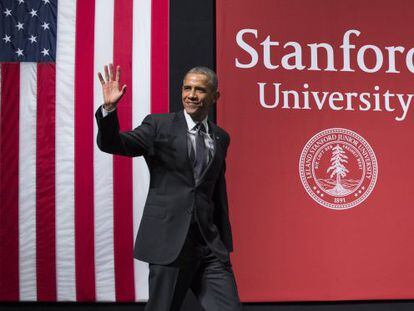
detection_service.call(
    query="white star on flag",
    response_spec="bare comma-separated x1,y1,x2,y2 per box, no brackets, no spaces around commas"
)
41,48,50,56
28,35,37,44
15,48,24,57
41,22,50,30
29,9,38,17
42,0,50,4
3,35,11,43
4,8,12,16
16,22,24,31
16,0,24,4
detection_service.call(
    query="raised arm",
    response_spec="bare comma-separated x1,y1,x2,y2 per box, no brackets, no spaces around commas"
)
96,64,155,157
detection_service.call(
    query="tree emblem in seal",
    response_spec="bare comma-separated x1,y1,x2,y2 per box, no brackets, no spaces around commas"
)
299,128,378,210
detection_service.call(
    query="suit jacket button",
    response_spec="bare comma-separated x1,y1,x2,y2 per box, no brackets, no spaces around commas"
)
186,208,193,214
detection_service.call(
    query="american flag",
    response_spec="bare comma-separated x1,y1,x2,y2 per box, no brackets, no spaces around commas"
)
0,0,169,302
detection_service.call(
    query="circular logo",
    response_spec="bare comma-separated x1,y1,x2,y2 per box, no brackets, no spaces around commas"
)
299,128,378,210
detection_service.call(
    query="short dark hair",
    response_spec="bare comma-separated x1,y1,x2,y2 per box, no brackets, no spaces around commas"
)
184,66,218,92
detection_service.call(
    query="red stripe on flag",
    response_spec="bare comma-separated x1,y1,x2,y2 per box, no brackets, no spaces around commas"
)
0,63,20,301
74,0,96,301
151,0,169,113
113,0,135,301
36,63,57,301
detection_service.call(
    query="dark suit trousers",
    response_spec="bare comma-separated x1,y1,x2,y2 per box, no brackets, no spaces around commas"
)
145,223,242,311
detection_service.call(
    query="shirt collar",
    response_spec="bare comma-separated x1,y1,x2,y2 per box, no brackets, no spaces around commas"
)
183,110,209,133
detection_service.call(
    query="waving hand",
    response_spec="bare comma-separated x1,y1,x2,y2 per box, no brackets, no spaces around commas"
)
98,63,127,111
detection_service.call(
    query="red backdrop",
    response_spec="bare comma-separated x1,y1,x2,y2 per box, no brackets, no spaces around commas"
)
217,0,414,302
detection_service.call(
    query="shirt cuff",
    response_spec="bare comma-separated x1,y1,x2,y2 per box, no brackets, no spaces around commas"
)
101,105,116,117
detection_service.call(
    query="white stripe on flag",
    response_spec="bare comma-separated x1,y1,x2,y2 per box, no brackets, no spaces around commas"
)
18,63,37,301
56,0,77,301
94,0,116,302
132,0,152,301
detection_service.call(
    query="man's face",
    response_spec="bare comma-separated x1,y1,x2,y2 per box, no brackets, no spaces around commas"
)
182,73,219,121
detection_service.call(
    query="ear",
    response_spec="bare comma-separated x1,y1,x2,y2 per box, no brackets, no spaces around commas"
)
214,91,221,102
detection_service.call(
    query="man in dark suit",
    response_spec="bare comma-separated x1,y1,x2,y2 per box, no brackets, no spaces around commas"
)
95,64,241,311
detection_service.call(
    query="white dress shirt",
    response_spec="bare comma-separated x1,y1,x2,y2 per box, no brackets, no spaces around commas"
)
183,110,215,165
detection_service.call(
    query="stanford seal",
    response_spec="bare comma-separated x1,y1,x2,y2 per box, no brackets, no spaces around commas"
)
299,128,378,210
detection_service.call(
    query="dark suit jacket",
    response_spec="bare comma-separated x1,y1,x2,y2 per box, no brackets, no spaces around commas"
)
95,108,233,265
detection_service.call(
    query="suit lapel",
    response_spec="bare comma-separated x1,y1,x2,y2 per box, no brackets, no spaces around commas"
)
172,111,194,182
196,120,224,185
